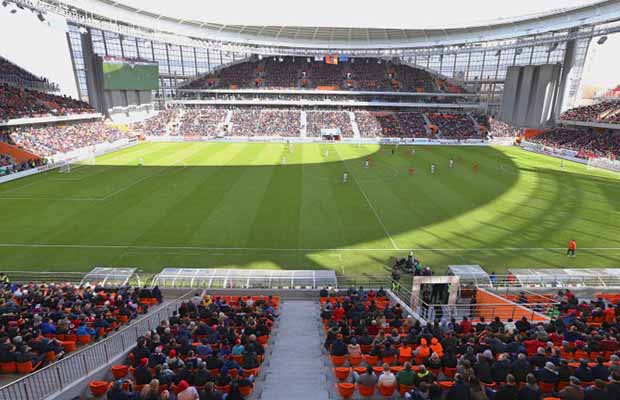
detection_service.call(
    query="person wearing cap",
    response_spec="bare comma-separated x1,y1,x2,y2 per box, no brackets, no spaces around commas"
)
134,357,152,385
537,362,559,384
176,380,199,400
559,377,584,400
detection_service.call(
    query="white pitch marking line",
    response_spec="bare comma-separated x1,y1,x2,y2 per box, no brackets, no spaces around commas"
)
333,144,399,250
0,196,102,201
0,243,617,252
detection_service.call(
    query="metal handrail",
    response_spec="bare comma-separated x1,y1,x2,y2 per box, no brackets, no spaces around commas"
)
0,291,192,400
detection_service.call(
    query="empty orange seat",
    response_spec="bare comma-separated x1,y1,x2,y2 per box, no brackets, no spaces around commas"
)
111,365,129,379
364,355,378,366
333,367,350,381
443,367,457,378
0,362,16,374
331,355,346,367
382,355,395,365
78,335,91,345
336,382,355,399
17,361,38,374
349,354,363,366
539,382,556,394
89,381,108,397
357,383,376,397
379,384,396,396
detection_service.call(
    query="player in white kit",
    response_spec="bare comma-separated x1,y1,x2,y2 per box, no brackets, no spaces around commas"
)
449,159,454,168
364,160,369,169
343,172,348,184
138,158,144,166
411,148,416,156
431,163,436,175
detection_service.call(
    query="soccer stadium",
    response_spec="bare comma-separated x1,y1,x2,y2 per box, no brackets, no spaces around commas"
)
1,0,620,399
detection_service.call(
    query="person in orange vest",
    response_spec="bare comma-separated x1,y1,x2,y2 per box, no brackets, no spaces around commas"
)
430,337,443,358
567,239,577,257
415,338,431,365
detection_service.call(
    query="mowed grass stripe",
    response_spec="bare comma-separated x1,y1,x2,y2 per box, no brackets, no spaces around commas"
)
0,143,619,274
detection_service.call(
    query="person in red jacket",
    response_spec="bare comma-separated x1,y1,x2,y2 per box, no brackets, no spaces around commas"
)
567,239,577,257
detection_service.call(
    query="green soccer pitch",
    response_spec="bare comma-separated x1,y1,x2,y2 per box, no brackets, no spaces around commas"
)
0,142,619,278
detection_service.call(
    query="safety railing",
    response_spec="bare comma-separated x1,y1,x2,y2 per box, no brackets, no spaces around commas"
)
0,291,192,400
412,293,554,323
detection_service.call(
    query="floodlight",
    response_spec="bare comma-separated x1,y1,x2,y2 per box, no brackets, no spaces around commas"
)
36,12,45,22
597,36,607,45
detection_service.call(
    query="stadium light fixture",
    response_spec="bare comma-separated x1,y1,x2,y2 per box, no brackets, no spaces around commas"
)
597,36,608,45
36,12,45,22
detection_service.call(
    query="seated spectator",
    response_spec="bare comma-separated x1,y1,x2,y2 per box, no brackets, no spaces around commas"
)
378,363,396,387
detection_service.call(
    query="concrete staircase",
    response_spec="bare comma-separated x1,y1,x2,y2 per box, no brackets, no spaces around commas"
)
349,111,361,139
300,111,308,138
258,301,330,400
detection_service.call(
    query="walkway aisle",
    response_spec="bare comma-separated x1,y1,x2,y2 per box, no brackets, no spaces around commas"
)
258,301,329,400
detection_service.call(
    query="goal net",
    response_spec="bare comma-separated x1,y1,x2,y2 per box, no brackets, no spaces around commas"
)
58,163,71,173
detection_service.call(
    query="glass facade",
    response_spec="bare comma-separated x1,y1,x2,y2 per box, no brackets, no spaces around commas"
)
66,24,590,114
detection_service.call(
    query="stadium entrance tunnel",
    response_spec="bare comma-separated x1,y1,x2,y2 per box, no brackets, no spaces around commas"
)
0,143,523,274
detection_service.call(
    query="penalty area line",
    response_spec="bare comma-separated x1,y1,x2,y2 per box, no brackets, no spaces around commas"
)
0,243,619,252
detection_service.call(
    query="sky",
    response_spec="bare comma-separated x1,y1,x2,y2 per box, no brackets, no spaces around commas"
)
0,0,617,102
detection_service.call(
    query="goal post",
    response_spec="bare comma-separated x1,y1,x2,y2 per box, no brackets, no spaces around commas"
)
58,163,71,173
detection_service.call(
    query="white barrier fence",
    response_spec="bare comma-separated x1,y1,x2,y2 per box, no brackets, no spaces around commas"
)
146,135,489,146
521,141,620,172
0,138,138,185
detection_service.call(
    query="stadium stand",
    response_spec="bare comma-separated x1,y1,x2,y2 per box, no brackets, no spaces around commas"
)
322,286,620,400
132,109,178,136
0,281,159,375
89,293,278,399
488,119,520,138
307,111,354,137
0,83,94,123
0,56,52,89
182,57,459,93
178,108,227,136
560,101,620,123
428,113,484,139
257,109,301,137
528,127,620,159
8,121,129,157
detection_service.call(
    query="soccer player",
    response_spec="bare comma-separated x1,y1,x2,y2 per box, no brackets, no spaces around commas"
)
411,148,416,156
138,158,144,166
449,159,454,168
409,167,415,176
324,149,329,158
560,159,565,169
473,163,479,173
430,163,436,175
343,172,349,184
567,239,577,257
282,156,287,165
364,159,369,169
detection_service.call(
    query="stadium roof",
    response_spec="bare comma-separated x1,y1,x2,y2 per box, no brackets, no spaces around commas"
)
44,0,620,49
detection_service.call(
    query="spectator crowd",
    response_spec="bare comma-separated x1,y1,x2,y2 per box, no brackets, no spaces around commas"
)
560,102,620,124
0,279,159,374
323,286,620,400
528,128,620,159
100,293,278,400
9,121,129,157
